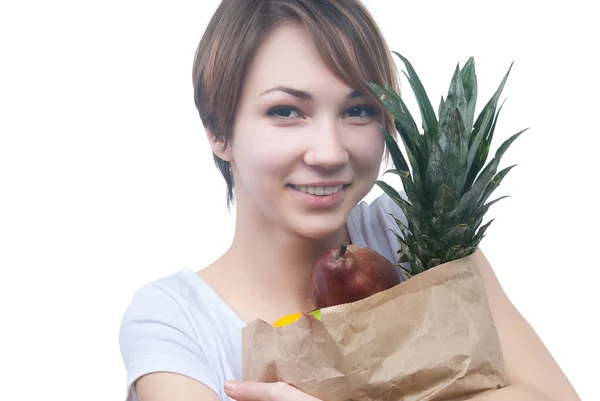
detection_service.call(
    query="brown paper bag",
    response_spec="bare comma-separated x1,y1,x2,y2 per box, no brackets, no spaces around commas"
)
242,249,507,401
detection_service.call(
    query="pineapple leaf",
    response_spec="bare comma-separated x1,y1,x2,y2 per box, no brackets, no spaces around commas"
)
389,231,417,278
395,119,425,192
376,180,424,232
444,245,462,262
397,263,414,279
483,195,510,209
394,197,433,237
384,83,428,180
466,62,513,177
389,213,412,240
440,223,469,244
428,258,442,269
431,213,454,239
437,102,468,191
459,129,525,215
453,246,477,259
473,218,495,245
495,128,528,160
438,95,445,126
424,139,444,202
421,234,443,254
433,184,459,217
397,238,419,271
425,136,464,205
382,171,427,211
432,66,473,195
383,168,410,178
380,123,411,177
403,178,428,215
460,57,478,136
368,54,524,271
445,64,469,133
472,195,510,226
367,82,427,181
411,254,426,274
413,232,436,263
472,235,486,249
458,158,499,216
390,227,410,249
392,51,439,140
376,180,405,209
481,164,517,205
465,98,507,190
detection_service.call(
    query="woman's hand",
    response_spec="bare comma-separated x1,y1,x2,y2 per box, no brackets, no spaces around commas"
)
224,380,321,401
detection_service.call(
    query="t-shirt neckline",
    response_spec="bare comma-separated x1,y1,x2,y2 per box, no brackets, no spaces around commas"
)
180,214,364,329
180,268,247,329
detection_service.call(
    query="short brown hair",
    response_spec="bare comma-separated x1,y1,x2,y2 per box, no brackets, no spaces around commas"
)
192,0,400,208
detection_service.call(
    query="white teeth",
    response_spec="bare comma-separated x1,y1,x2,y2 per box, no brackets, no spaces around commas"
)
294,185,344,196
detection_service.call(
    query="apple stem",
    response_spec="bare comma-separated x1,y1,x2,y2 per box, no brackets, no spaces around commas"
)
339,244,347,258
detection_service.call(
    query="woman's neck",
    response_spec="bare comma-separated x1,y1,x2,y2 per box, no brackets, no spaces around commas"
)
221,214,351,315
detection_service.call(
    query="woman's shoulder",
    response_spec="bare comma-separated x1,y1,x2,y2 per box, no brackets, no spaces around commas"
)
121,269,206,321
119,269,244,400
348,190,408,235
347,191,408,272
120,268,244,331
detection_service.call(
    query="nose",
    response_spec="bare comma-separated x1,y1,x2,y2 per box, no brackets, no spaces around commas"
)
303,123,349,170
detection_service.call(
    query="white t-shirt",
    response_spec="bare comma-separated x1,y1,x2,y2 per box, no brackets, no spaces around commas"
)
118,193,408,401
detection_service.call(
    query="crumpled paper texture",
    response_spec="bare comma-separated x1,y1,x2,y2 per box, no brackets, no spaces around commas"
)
242,249,507,401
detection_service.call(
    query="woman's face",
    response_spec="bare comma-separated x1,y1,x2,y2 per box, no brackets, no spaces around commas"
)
220,22,385,239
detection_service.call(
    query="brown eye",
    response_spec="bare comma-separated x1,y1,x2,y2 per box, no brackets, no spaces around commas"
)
267,106,301,120
345,105,378,118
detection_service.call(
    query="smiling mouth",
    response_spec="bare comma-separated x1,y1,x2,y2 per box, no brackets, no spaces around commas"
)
288,184,349,196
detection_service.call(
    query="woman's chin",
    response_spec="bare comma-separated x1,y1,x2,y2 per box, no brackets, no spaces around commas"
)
290,216,349,242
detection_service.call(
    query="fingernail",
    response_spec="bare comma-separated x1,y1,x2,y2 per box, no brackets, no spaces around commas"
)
224,380,238,393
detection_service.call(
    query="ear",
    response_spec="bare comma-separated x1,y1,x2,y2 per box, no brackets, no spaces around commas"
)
206,128,233,162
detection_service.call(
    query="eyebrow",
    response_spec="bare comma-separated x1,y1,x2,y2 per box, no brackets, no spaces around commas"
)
259,86,364,100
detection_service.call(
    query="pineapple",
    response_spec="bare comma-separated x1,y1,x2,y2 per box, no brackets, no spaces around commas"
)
367,53,527,279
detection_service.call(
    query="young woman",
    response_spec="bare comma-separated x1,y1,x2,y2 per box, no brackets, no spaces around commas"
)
119,1,580,400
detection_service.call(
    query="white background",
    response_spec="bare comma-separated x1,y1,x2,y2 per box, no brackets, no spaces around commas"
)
0,0,597,400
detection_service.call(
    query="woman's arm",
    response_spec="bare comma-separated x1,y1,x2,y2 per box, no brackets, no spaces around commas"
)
474,249,581,401
468,383,564,400
119,282,225,401
220,248,582,401
135,372,222,401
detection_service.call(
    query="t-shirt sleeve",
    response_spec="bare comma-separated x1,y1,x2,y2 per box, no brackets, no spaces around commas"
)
373,193,411,279
119,283,221,401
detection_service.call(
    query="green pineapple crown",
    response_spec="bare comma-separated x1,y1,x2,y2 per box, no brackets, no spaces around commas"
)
367,52,527,279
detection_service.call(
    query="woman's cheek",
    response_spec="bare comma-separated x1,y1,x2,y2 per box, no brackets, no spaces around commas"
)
350,126,385,163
